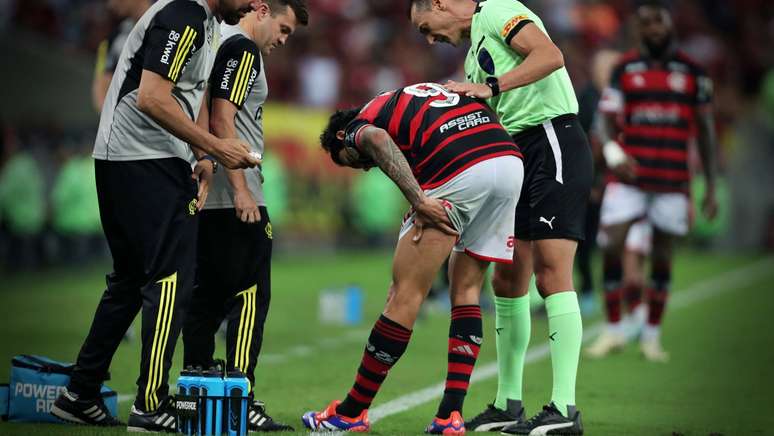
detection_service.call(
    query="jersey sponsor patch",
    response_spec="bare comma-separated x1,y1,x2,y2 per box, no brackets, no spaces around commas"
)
439,111,492,134
501,15,529,38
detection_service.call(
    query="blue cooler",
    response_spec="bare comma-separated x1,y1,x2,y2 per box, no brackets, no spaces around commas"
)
223,371,249,436
176,367,202,435
200,369,224,436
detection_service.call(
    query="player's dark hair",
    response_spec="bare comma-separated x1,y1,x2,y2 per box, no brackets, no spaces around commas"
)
407,0,432,19
268,0,309,25
320,107,362,166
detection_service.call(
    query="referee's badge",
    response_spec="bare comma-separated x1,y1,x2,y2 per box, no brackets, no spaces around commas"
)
477,47,495,75
265,222,273,239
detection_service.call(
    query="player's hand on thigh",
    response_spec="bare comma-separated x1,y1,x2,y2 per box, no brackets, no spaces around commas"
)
413,197,458,243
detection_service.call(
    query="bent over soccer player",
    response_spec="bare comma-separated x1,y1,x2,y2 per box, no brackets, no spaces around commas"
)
51,0,261,432
182,0,308,432
302,82,524,434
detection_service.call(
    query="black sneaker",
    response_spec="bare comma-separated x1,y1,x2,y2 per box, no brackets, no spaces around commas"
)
51,389,123,426
249,400,294,432
466,400,524,432
501,403,583,435
127,396,177,433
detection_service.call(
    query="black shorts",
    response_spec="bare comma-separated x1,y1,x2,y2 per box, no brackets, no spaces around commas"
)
512,114,593,241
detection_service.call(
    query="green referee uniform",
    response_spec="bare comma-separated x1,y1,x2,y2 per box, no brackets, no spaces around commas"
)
464,0,590,422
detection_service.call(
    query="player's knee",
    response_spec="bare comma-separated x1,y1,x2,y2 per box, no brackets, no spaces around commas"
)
386,283,424,311
491,269,513,295
534,264,572,296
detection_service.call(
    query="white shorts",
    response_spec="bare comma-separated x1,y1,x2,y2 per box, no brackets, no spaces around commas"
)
625,219,653,255
399,156,524,263
600,182,689,236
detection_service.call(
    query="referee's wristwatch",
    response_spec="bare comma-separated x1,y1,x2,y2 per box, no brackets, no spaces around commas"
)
198,155,218,174
485,76,501,97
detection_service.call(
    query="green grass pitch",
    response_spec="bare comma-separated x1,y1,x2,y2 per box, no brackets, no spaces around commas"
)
0,250,772,435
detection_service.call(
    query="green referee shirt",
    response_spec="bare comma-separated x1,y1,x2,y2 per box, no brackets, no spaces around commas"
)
465,0,578,135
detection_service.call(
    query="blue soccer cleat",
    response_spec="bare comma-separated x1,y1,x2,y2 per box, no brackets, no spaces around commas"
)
426,410,465,435
302,400,370,432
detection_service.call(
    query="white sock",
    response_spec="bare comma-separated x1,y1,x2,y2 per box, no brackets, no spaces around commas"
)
607,322,624,336
641,324,661,342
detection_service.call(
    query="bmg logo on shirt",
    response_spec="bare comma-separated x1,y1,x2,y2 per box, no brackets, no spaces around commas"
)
161,30,182,65
221,58,239,90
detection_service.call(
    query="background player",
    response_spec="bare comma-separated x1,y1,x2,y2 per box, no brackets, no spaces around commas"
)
51,0,261,432
588,0,718,362
409,1,592,433
303,82,523,434
182,0,307,431
92,0,152,112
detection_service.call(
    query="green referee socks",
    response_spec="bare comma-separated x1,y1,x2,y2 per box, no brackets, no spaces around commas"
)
545,291,583,417
494,295,531,411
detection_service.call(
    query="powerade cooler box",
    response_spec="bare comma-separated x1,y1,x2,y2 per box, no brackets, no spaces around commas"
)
7,355,117,423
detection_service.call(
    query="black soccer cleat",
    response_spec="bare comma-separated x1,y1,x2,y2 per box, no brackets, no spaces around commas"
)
501,403,583,435
127,396,177,433
249,400,295,432
51,389,123,427
466,400,524,432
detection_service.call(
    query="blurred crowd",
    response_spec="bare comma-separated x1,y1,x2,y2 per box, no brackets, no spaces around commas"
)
1,0,774,270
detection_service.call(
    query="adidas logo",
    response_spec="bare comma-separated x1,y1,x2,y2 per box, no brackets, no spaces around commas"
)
452,345,475,356
374,350,396,364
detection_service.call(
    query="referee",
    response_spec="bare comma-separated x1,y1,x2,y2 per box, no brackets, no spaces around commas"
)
182,0,307,432
52,0,261,432
410,0,590,434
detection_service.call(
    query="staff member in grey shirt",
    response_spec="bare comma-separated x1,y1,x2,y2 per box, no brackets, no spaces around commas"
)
182,0,308,432
52,0,261,432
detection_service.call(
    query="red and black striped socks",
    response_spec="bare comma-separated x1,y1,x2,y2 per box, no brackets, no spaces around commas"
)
646,261,671,327
337,315,412,418
436,305,482,419
603,257,623,324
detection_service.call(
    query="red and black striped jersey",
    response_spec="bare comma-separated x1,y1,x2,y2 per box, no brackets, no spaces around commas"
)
599,49,713,193
343,83,522,190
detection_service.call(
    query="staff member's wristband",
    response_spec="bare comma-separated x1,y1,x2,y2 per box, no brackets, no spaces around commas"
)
198,155,218,174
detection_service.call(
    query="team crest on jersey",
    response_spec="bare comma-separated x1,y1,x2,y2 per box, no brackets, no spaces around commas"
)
265,222,273,239
188,199,197,216
668,72,687,93
501,15,529,38
631,74,646,88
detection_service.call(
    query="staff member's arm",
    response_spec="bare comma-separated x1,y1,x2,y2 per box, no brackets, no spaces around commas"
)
595,64,638,182
208,38,262,223
92,39,112,113
694,74,718,220
445,21,563,97
191,91,214,211
134,2,257,169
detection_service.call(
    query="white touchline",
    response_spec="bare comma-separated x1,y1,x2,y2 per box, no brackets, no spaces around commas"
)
369,256,773,422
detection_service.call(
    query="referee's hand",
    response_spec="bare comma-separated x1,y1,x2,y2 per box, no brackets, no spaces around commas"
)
213,138,261,169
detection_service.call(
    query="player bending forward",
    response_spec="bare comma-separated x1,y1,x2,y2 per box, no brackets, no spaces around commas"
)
303,82,523,434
